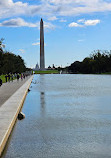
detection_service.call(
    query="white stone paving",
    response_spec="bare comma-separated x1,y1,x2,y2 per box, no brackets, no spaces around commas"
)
0,77,31,107
0,76,33,156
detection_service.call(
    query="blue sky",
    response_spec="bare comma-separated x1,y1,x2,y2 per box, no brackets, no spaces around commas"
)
0,0,111,68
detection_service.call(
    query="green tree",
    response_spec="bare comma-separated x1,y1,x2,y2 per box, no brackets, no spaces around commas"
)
68,50,111,74
0,38,26,74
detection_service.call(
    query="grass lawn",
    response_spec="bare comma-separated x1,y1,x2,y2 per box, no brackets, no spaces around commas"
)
0,75,6,83
34,70,59,74
0,75,17,83
101,72,111,74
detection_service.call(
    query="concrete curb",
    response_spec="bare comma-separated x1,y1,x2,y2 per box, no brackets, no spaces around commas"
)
0,76,33,156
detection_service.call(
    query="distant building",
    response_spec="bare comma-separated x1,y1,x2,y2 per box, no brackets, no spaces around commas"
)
52,64,55,69
34,63,39,71
48,65,51,70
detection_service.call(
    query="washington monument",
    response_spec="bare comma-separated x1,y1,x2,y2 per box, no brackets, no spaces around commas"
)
40,18,45,70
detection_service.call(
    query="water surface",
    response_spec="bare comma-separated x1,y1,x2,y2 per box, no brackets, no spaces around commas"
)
2,74,111,158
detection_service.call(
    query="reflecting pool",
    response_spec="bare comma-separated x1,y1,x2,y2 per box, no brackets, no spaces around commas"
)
2,74,111,158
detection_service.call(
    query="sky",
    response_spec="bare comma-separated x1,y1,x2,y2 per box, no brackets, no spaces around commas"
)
0,0,111,68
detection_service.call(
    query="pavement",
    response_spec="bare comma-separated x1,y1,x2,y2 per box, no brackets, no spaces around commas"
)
0,75,33,156
0,77,31,107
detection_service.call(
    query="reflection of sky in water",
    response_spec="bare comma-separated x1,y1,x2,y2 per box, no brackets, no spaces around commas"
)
2,74,111,158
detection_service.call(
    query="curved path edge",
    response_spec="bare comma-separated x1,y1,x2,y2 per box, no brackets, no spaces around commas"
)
0,75,33,156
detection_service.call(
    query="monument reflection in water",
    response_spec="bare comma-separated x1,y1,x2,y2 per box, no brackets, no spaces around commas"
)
39,74,46,116
40,92,45,115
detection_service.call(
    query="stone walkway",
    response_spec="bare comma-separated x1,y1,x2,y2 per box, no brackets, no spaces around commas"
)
0,76,31,107
0,76,33,156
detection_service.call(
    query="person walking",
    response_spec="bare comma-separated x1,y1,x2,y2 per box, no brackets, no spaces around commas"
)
17,74,20,81
23,74,25,79
11,74,13,82
8,74,10,82
14,73,17,78
0,78,2,86
5,74,8,82
21,73,23,80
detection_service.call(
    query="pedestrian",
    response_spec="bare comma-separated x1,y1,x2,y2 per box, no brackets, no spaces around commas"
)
23,74,25,79
11,74,13,82
0,78,2,86
17,74,19,80
8,74,10,82
21,73,23,80
14,73,17,78
5,74,8,82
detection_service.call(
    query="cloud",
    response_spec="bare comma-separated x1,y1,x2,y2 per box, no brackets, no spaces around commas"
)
0,18,37,27
68,22,83,27
69,19,100,27
44,22,55,30
32,42,40,46
0,18,55,30
0,0,41,19
19,49,25,53
77,19,85,23
35,21,56,30
44,0,111,16
0,0,111,19
84,19,100,26
32,42,47,46
78,39,84,42
48,16,58,21
59,19,67,22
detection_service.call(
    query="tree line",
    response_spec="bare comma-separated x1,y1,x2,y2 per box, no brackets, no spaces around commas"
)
68,50,111,74
0,38,27,75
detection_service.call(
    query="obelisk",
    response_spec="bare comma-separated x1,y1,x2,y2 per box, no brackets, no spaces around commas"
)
40,18,45,70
